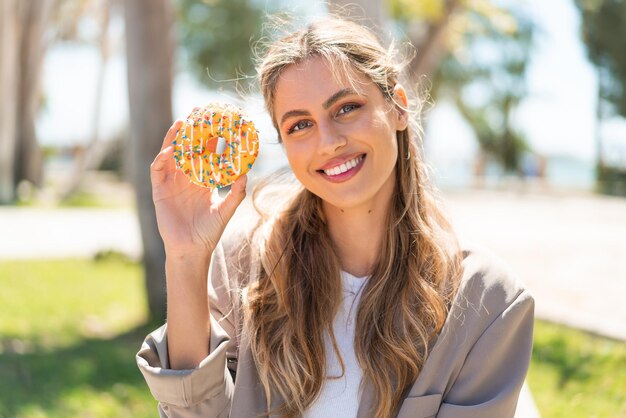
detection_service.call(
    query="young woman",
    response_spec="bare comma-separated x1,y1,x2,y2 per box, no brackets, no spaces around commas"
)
137,17,534,418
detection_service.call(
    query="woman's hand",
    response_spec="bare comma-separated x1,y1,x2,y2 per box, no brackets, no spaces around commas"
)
151,121,245,369
150,120,248,256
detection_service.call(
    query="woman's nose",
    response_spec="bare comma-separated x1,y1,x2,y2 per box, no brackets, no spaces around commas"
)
317,121,347,155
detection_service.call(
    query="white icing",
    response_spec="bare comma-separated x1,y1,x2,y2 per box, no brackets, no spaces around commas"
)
216,136,226,154
189,125,201,183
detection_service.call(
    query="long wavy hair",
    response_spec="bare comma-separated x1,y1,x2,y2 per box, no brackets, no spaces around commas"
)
245,16,463,418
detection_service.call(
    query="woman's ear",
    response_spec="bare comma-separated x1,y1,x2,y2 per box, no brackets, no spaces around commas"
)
392,84,409,131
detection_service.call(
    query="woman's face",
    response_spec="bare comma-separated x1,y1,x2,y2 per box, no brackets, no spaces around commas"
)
273,57,407,211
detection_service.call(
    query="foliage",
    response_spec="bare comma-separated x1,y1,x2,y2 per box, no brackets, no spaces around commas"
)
440,7,533,172
575,0,626,119
596,164,626,196
437,5,535,173
574,0,626,192
528,320,626,418
389,0,452,22
387,0,536,174
176,0,265,89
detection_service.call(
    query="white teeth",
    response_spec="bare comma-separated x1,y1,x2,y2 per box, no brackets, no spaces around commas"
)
323,155,363,176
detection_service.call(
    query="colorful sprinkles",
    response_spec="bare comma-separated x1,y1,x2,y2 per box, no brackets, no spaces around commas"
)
173,103,259,189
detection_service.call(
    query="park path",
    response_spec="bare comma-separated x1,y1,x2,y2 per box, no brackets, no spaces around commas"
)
1,189,625,342
442,189,626,342
0,206,142,260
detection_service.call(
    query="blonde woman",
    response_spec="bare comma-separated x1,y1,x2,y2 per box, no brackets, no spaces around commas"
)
138,17,534,418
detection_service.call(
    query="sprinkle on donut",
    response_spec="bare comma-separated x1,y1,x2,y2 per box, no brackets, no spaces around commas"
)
173,103,259,189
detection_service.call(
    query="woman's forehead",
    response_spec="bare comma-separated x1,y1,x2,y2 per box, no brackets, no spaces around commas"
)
274,57,370,108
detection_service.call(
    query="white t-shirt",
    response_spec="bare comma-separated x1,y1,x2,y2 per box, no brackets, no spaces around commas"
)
303,271,369,418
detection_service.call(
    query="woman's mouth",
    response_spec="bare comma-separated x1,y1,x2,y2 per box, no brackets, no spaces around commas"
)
317,154,366,182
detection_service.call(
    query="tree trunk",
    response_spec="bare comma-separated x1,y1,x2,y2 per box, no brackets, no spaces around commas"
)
0,0,18,203
61,0,111,201
407,0,462,83
595,67,604,170
14,0,54,189
124,0,174,321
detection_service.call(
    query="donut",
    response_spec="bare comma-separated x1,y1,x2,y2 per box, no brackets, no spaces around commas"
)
173,103,259,189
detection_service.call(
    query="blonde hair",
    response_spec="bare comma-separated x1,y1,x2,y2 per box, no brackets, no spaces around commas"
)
246,16,463,418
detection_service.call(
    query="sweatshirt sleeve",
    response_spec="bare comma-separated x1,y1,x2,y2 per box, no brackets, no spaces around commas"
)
437,289,535,418
135,240,244,417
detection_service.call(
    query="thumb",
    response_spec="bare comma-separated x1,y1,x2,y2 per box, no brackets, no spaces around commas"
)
151,145,175,185
217,175,248,223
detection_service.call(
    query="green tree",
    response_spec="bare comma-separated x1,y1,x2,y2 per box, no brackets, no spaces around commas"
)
576,0,626,119
389,0,465,82
177,0,264,88
435,5,535,175
575,0,626,194
389,0,536,176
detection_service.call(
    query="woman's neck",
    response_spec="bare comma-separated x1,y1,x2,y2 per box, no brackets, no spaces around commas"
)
323,175,395,278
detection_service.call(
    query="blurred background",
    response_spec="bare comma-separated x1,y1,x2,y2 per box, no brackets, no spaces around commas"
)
1,0,625,417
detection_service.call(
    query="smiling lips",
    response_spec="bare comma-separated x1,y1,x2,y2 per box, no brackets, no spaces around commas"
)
318,154,365,182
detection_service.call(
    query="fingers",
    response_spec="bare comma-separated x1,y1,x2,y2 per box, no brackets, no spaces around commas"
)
153,120,183,185
151,145,175,185
218,175,248,223
230,174,248,196
152,145,174,169
160,120,184,152
226,174,248,199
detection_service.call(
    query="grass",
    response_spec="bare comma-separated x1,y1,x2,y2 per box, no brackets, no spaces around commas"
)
0,256,155,418
528,321,626,418
1,258,625,417
58,191,114,208
13,190,129,209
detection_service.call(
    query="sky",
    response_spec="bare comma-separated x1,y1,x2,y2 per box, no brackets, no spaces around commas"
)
37,0,625,170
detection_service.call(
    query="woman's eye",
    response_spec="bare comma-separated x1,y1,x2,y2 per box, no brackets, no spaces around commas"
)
338,103,360,115
287,120,312,134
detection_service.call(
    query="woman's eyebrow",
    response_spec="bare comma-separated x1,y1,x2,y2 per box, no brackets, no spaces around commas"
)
279,88,360,127
280,109,310,127
322,88,359,109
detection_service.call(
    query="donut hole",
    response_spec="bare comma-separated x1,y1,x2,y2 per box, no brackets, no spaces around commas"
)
205,136,228,155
